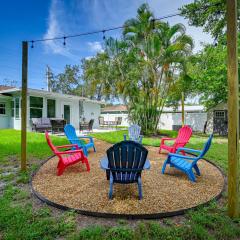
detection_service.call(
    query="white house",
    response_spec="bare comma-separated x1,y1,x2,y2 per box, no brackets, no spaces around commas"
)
101,105,207,132
0,86,104,131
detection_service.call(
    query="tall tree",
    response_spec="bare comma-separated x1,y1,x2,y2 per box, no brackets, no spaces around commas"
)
49,65,81,94
180,0,240,41
106,4,193,134
81,53,114,101
81,4,193,134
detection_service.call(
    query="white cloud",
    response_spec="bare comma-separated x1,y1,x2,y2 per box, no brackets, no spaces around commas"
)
43,0,79,60
87,41,104,53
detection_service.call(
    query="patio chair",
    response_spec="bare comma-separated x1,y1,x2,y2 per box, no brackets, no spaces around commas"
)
162,134,213,182
45,131,90,176
64,124,96,156
124,124,143,144
100,140,150,200
32,118,52,132
99,116,108,128
159,126,192,154
79,119,94,132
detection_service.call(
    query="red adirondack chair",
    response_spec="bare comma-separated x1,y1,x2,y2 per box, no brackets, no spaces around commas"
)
45,131,90,176
159,126,192,154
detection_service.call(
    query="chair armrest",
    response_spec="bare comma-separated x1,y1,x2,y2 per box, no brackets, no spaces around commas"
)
100,156,109,170
139,135,143,144
168,153,196,160
161,137,176,144
143,159,150,170
56,144,79,149
78,136,93,143
124,134,127,141
176,147,201,154
56,149,83,155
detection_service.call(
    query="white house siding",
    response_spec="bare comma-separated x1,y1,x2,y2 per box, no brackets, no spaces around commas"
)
101,113,129,126
0,98,11,129
83,101,100,128
101,111,207,132
157,112,207,131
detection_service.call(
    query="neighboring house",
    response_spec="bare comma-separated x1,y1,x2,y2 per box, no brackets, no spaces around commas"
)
101,104,207,132
206,102,231,135
0,86,104,131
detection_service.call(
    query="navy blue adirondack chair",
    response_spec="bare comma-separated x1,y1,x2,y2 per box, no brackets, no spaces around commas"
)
124,124,143,144
64,124,96,157
162,134,213,182
100,141,150,200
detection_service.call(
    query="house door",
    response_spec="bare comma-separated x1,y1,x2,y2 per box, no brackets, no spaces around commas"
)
213,110,228,135
63,104,71,124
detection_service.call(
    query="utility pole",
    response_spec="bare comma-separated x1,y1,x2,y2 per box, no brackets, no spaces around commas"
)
227,0,239,218
21,41,28,171
46,65,50,92
181,92,185,127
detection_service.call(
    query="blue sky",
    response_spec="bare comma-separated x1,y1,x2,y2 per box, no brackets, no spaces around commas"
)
0,0,212,90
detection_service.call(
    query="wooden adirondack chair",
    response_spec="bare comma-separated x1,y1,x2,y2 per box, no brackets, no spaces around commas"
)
64,124,96,156
159,126,192,154
100,141,150,200
162,134,213,182
124,124,143,144
45,131,90,176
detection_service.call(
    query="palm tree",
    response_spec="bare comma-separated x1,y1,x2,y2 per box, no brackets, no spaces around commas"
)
120,3,193,134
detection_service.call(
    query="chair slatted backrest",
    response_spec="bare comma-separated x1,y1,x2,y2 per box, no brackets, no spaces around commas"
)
107,141,148,182
174,126,192,148
99,117,104,125
89,119,94,129
198,134,213,159
191,134,213,165
45,131,57,154
64,124,84,147
128,124,141,142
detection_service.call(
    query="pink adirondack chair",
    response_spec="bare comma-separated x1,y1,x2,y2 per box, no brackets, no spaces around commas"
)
159,126,192,154
45,131,90,176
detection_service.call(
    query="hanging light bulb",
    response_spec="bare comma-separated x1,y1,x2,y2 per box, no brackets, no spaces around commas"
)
31,41,34,48
151,19,155,30
63,36,66,46
102,30,106,40
213,37,218,47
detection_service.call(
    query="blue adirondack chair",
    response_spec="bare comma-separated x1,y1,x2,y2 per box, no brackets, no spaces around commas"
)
100,141,150,200
124,124,143,144
64,124,96,156
162,134,213,182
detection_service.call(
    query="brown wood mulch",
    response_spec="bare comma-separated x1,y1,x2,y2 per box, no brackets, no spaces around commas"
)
32,139,224,215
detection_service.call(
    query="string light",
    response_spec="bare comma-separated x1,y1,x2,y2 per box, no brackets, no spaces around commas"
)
151,19,155,30
102,30,106,40
25,2,222,47
63,36,66,46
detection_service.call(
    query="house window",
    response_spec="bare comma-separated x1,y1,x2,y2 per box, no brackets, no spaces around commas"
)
0,103,6,115
11,101,14,117
47,99,56,118
30,96,43,118
214,110,225,119
15,98,20,118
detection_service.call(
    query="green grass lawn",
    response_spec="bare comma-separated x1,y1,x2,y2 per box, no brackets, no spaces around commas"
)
0,129,239,240
0,129,68,162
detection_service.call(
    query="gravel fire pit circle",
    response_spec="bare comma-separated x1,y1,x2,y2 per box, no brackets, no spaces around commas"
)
31,139,224,219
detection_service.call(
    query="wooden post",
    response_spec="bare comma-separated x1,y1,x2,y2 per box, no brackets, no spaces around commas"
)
227,0,239,218
181,92,185,127
21,41,28,171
